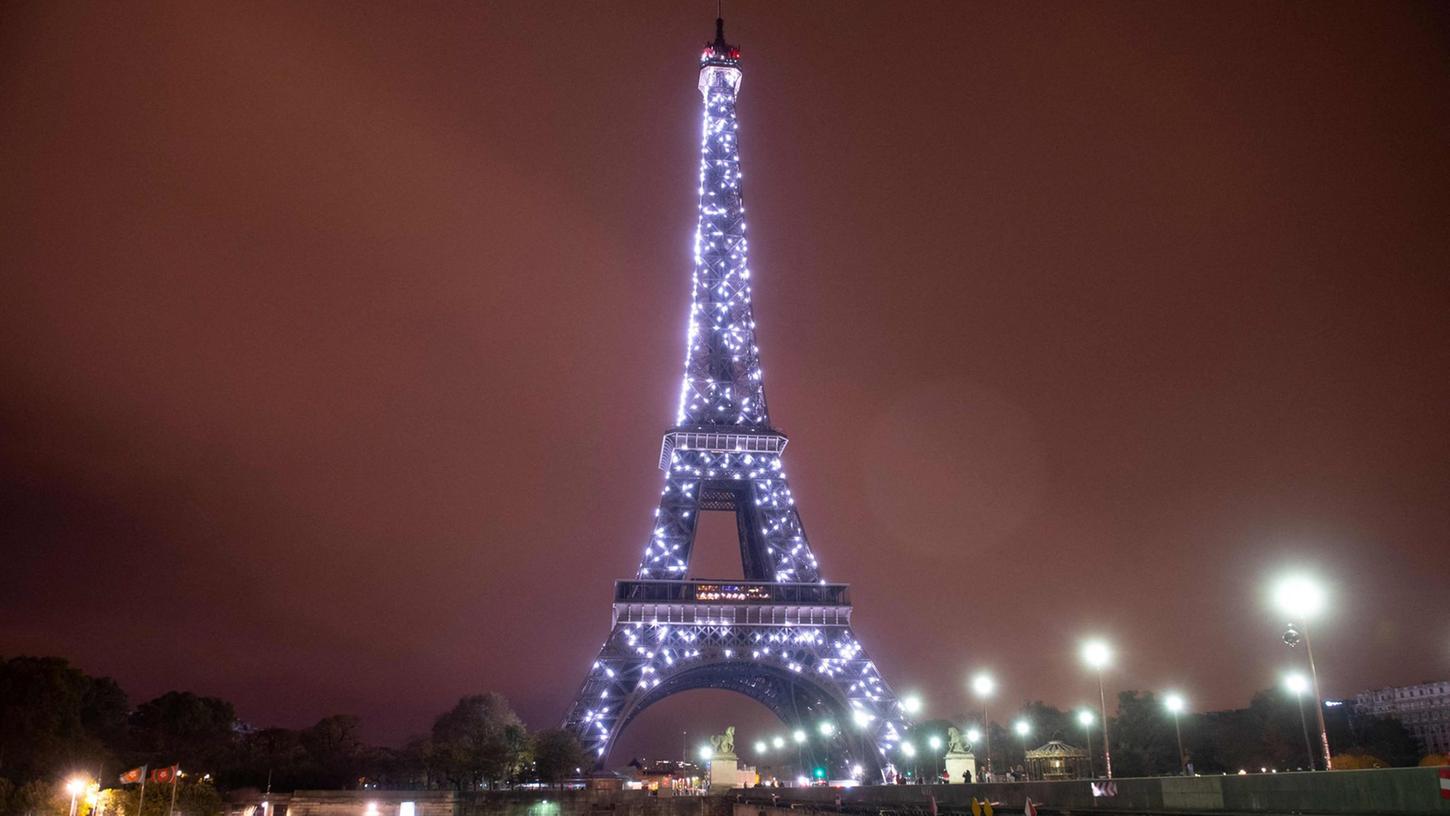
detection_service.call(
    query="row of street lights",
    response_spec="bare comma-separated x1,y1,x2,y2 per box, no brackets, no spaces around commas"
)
939,573,1333,780
698,572,1334,783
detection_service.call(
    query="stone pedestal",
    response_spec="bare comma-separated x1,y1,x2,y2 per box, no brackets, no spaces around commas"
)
709,755,741,790
944,752,977,784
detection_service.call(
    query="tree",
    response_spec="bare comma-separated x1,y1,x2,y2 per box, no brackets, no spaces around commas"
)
1108,691,1178,777
228,727,306,791
1326,705,1419,767
428,694,528,790
299,716,365,789
1016,702,1072,746
0,657,123,785
1331,752,1386,770
531,730,585,788
128,692,237,773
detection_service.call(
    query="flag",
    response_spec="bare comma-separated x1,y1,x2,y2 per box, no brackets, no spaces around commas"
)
150,766,178,784
1438,767,1449,800
1023,797,1037,816
119,767,145,784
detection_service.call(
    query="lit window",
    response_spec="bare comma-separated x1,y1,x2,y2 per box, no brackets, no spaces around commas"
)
400,804,415,816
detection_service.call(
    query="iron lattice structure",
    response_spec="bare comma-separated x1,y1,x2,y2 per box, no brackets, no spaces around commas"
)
562,19,911,778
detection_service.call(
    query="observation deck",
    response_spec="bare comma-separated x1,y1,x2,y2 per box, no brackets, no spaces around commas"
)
658,426,788,470
612,578,852,627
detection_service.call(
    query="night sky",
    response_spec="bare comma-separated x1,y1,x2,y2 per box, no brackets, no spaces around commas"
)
3,2,1449,761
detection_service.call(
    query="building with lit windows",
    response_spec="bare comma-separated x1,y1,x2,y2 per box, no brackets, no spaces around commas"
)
1352,680,1450,755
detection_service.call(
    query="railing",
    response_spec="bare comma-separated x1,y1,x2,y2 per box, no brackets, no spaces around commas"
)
614,579,850,606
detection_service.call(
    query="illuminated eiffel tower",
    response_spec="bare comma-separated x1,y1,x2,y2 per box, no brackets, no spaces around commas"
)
562,17,911,777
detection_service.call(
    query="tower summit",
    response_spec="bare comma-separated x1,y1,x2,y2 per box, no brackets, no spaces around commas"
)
682,16,759,428
562,17,912,778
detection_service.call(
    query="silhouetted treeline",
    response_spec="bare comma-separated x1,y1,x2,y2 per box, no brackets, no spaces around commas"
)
0,656,583,813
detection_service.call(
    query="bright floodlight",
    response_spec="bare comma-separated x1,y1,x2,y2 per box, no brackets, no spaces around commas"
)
928,736,942,750
1284,673,1310,695
65,779,85,796
793,729,807,744
902,694,923,715
1081,639,1112,669
901,742,917,757
754,740,767,753
772,735,786,749
1274,574,1327,620
971,672,996,698
819,721,836,737
1014,720,1030,736
1077,710,1094,726
1164,693,1186,714
852,709,872,728
699,746,713,761
966,728,982,743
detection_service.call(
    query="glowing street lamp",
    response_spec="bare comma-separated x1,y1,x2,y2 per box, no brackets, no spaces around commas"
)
755,740,767,754
792,729,807,744
1163,693,1187,775
1013,721,1031,779
902,694,923,715
1284,672,1316,770
971,672,996,775
1274,573,1333,770
1077,710,1097,778
65,778,86,816
699,745,713,761
928,735,943,781
772,735,786,750
966,727,981,744
1081,639,1114,779
818,721,836,737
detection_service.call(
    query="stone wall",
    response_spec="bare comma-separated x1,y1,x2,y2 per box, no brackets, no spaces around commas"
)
730,766,1450,815
228,789,729,816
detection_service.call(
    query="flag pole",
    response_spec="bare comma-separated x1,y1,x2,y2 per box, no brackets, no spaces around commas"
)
166,769,179,816
136,767,148,816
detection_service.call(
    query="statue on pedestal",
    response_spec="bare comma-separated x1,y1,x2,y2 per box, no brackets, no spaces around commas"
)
710,726,737,759
947,727,971,755
944,726,978,784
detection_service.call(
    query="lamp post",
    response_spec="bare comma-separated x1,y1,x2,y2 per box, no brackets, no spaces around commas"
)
1081,640,1114,779
793,728,807,778
1013,721,1031,780
1077,710,1096,778
971,672,996,776
1284,673,1317,770
1275,574,1333,770
1163,694,1187,775
928,735,943,782
901,741,918,781
66,779,85,816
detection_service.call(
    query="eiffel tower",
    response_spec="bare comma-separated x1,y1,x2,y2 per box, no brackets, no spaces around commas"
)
562,17,911,777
